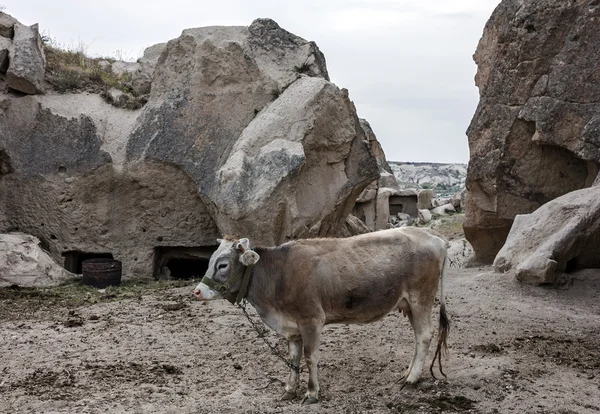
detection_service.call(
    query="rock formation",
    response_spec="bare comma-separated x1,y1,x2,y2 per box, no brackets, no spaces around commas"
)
0,15,380,282
465,0,600,265
494,186,600,285
0,233,75,287
389,162,466,193
6,22,46,94
352,119,402,231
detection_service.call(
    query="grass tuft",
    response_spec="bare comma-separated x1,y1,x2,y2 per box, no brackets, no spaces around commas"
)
43,39,148,110
0,278,194,320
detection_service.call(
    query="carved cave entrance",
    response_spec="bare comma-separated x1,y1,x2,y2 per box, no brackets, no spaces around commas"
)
389,195,418,217
154,246,218,280
63,251,114,274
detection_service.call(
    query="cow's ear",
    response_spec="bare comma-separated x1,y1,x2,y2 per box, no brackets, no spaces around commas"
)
240,250,260,266
237,238,250,252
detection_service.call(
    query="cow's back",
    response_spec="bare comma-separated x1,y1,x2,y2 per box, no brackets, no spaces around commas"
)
278,228,446,324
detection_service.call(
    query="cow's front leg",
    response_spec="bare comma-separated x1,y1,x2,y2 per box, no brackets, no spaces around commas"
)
280,335,302,401
299,324,322,405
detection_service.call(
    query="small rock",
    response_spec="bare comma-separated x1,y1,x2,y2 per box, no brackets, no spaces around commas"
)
233,363,242,370
64,318,84,328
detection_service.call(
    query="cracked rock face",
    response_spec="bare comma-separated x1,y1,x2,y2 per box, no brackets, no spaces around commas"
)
465,0,600,265
6,22,46,94
494,186,600,285
0,18,379,282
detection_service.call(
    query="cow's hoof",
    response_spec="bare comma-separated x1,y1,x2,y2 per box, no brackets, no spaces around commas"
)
301,396,319,405
279,390,296,401
399,378,419,391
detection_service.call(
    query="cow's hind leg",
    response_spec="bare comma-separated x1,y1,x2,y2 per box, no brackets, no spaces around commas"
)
299,323,323,405
398,301,417,382
401,303,433,388
280,335,303,401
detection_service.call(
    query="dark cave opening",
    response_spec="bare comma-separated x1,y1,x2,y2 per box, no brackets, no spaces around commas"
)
164,257,210,280
154,246,218,280
565,257,580,274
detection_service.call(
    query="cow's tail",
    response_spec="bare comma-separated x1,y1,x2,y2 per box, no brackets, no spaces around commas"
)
430,253,450,379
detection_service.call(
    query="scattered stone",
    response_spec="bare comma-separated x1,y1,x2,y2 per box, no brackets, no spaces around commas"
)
418,209,432,224
162,302,187,312
397,213,411,221
432,203,456,216
64,318,84,328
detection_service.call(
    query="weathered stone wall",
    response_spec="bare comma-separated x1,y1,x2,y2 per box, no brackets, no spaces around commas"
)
0,16,380,281
465,0,600,264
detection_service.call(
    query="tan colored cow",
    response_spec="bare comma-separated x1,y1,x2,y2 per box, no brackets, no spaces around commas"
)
194,227,449,404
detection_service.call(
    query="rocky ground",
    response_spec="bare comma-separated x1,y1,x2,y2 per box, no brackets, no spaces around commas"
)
1,261,599,413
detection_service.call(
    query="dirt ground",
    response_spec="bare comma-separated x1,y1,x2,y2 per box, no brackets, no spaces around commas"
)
1,264,599,414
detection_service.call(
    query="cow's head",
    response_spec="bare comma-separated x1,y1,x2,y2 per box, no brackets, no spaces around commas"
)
193,237,260,302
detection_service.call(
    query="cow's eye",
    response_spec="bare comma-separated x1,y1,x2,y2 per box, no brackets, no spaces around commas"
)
218,263,228,270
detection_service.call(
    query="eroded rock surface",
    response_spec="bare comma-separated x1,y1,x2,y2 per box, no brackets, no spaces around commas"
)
6,22,45,94
494,186,600,285
465,0,600,264
0,233,75,287
0,17,379,282
352,119,400,231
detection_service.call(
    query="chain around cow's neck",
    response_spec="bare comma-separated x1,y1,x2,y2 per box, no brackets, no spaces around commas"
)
238,299,302,374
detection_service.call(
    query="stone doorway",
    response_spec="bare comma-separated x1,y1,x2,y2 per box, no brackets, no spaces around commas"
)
154,246,218,280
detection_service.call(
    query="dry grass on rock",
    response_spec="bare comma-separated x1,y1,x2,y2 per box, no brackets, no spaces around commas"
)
43,41,148,110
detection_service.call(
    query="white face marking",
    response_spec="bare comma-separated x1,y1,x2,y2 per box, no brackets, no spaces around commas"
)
194,281,219,300
193,239,236,300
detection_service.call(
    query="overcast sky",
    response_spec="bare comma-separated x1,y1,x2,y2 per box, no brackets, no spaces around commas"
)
4,0,500,163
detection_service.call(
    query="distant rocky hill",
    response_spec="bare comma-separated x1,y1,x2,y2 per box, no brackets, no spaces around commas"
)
388,162,467,195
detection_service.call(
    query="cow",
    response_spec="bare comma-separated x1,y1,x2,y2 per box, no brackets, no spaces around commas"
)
193,227,449,405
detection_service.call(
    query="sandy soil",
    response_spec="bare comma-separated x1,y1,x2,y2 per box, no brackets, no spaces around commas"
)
1,267,599,414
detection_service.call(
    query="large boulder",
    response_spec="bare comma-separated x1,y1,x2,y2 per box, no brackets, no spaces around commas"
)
126,18,376,244
0,233,75,287
0,18,379,280
465,0,600,264
352,118,400,231
212,76,377,240
6,22,45,94
432,203,456,216
494,186,600,285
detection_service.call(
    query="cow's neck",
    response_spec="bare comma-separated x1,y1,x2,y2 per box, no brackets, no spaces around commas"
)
243,245,300,337
244,246,286,314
